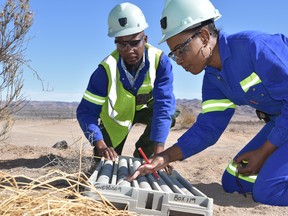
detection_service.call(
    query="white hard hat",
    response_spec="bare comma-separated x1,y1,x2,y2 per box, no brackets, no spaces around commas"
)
159,0,221,44
108,2,149,37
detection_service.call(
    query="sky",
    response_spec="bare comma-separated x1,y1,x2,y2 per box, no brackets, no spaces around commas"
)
19,0,288,102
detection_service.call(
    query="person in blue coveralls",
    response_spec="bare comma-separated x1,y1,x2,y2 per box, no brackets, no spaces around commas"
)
77,3,178,161
126,0,288,206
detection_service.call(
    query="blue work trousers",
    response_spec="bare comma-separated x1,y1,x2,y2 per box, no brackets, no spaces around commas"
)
222,119,288,206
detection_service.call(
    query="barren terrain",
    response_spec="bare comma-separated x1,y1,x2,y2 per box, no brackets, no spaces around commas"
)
1,117,288,215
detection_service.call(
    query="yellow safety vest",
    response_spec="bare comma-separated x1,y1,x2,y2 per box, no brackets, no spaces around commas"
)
99,44,162,148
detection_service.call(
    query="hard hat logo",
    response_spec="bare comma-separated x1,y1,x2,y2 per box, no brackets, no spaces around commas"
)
160,17,167,30
118,18,127,27
108,3,148,38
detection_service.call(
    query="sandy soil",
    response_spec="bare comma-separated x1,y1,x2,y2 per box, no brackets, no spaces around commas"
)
1,119,288,216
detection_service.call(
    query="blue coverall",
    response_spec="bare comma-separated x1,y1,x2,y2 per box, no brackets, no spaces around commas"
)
174,31,288,206
77,47,176,157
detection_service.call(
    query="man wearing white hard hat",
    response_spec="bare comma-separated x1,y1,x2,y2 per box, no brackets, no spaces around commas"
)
77,2,178,161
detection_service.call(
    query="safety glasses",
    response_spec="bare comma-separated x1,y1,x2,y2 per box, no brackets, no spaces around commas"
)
168,31,201,62
115,35,145,51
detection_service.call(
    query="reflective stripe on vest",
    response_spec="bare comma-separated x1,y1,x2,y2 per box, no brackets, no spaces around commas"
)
83,90,105,105
147,45,157,88
226,160,257,183
202,99,236,114
240,72,262,93
135,45,160,110
105,52,128,126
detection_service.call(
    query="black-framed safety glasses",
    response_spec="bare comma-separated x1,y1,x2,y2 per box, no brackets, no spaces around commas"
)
115,35,145,51
168,31,201,62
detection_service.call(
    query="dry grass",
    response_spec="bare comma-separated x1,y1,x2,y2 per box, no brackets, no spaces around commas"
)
0,137,137,216
0,170,137,216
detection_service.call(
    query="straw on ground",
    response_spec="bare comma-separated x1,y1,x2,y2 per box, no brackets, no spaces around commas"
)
0,170,137,216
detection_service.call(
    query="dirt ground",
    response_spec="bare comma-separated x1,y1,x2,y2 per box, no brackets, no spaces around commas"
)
1,119,288,216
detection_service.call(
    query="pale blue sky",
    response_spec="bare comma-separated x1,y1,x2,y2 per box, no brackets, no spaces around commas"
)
23,0,288,102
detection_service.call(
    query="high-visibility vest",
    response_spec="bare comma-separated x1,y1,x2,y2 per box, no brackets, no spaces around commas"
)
99,44,162,148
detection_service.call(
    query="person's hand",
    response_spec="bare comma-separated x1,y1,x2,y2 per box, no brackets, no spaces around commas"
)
162,163,174,175
126,145,183,181
126,152,170,181
98,147,118,161
234,150,263,176
95,140,118,161
152,145,175,172
234,140,277,176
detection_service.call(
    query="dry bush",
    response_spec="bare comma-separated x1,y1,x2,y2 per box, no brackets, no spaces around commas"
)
0,0,34,140
174,106,196,129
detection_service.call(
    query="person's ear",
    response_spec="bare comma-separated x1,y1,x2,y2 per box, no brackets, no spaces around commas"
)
144,35,148,43
199,29,210,47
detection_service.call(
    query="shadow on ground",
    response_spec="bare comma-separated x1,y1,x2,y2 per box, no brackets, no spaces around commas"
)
194,182,259,208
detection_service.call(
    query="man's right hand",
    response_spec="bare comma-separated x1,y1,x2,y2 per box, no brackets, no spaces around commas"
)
94,140,118,161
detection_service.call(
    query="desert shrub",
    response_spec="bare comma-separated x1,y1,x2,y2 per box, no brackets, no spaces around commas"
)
175,106,196,129
0,0,34,140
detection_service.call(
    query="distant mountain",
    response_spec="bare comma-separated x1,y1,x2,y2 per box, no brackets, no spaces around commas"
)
176,99,259,122
14,101,79,119
14,99,260,122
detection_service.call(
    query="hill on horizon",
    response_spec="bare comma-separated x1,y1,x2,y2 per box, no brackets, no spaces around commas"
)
13,99,259,122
